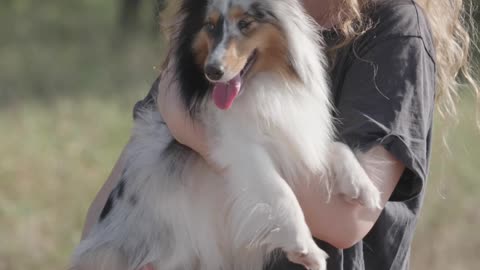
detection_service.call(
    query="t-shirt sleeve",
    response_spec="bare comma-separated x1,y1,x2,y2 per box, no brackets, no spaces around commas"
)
335,36,436,201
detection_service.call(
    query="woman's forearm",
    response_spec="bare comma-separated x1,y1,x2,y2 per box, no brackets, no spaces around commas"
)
82,139,402,250
297,145,405,248
102,71,403,249
298,189,385,249
177,122,405,249
81,144,129,239
157,94,405,249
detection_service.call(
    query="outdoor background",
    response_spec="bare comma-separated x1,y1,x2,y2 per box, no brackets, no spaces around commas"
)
0,1,478,269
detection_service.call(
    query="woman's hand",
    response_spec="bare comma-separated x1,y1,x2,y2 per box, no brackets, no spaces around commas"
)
156,60,210,158
156,60,224,174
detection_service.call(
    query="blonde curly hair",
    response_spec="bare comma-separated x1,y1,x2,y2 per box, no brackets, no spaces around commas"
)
326,0,479,121
162,0,478,121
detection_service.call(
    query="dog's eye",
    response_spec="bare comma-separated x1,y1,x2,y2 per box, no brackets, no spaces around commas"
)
204,22,215,33
238,20,252,33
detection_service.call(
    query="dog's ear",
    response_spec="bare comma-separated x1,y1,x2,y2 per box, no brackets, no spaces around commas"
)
173,0,211,117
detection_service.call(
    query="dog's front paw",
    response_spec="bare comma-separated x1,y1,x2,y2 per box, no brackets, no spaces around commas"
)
338,177,382,209
285,240,328,270
329,143,382,209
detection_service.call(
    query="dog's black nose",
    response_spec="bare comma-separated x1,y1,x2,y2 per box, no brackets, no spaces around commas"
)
205,64,224,81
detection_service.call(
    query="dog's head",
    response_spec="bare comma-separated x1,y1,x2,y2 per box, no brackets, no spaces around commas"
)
172,0,323,113
191,1,298,110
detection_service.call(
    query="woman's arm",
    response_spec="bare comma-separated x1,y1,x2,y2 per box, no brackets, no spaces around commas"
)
297,145,405,248
158,66,405,249
81,144,129,239
83,65,403,249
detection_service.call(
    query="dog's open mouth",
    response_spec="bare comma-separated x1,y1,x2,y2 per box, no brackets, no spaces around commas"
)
212,50,258,110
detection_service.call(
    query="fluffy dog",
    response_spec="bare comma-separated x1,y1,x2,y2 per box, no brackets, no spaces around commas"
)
71,0,380,269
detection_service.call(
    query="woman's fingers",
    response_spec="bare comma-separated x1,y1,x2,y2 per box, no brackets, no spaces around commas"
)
155,58,209,156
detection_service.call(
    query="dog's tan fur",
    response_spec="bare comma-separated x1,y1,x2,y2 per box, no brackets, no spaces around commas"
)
192,6,298,83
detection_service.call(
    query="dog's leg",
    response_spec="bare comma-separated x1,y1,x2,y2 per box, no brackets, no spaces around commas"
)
216,144,327,270
328,142,381,209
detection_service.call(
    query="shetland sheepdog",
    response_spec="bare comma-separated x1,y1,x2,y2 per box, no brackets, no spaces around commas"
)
71,0,381,269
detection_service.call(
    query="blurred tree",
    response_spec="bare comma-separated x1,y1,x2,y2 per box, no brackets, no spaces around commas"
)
118,0,167,35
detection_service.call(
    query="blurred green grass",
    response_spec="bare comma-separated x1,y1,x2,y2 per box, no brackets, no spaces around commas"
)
0,1,478,270
0,1,164,269
411,91,480,269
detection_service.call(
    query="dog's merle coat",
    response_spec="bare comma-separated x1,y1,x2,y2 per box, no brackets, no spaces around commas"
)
71,1,381,270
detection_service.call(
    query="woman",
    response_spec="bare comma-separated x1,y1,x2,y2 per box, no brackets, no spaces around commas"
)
82,0,477,269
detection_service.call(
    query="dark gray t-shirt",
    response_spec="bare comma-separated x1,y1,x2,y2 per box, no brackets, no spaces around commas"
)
134,1,436,269
268,1,436,269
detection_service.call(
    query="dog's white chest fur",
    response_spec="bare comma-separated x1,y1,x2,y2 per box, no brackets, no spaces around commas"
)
208,73,333,183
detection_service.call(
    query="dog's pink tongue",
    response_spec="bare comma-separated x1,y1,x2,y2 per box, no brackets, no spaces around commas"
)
212,75,241,110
